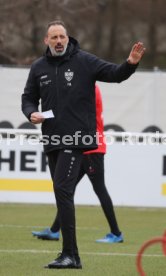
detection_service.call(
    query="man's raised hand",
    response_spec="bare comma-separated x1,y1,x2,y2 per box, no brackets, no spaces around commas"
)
127,42,146,65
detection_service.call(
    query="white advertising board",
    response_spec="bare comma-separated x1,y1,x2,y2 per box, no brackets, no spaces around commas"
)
0,132,166,207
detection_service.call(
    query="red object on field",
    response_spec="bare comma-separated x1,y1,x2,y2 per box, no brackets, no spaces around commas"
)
136,231,166,276
162,230,166,256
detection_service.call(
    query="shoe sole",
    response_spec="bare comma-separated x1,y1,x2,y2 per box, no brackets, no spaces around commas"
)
96,240,124,243
44,265,82,269
37,236,59,241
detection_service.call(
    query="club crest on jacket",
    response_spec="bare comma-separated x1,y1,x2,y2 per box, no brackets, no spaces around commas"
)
64,69,74,82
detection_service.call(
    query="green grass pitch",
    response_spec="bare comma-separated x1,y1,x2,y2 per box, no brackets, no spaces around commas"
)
0,203,166,275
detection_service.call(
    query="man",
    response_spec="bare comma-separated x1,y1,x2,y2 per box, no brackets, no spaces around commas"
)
32,85,123,245
21,20,145,269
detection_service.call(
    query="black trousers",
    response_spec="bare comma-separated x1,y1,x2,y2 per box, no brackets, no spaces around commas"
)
47,149,83,257
49,153,121,239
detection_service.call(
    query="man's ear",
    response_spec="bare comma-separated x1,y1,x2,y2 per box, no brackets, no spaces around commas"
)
44,37,48,46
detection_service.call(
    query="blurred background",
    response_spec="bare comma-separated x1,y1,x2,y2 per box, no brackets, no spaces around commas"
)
0,0,166,69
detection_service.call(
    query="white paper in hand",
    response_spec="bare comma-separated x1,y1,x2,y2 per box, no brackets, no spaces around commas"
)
42,110,54,119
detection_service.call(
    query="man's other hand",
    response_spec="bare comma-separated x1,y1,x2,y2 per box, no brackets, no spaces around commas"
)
30,112,45,124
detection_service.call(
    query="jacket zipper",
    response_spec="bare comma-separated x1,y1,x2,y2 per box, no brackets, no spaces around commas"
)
54,65,59,118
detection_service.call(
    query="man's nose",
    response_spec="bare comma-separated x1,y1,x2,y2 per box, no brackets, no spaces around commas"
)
57,37,62,43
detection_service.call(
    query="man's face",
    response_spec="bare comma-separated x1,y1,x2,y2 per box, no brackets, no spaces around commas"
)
44,25,69,56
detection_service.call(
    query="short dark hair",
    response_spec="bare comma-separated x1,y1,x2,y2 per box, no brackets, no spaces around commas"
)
46,20,68,35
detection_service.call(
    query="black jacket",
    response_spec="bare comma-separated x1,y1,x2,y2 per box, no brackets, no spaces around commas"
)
22,37,138,152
